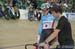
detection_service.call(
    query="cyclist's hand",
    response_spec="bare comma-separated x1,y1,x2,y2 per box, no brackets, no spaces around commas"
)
39,42,49,49
39,42,45,46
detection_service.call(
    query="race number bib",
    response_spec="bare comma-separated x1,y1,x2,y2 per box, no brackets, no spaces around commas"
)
43,21,53,29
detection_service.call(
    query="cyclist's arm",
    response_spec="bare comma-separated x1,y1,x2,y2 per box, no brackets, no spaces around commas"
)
38,20,43,35
45,20,64,43
45,29,60,43
37,19,43,43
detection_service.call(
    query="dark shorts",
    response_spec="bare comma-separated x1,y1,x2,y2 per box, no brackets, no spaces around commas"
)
39,29,56,45
55,45,74,49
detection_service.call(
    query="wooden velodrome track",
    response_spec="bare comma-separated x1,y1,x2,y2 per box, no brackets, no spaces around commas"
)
0,19,75,49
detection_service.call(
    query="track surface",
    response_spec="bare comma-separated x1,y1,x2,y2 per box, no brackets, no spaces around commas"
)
0,20,75,49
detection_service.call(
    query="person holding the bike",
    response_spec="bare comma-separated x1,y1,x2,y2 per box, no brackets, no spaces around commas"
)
38,2,59,49
39,6,74,49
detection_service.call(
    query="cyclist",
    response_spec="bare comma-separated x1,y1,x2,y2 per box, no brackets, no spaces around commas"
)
38,3,58,49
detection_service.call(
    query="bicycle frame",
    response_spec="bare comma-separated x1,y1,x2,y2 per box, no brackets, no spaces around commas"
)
25,43,44,49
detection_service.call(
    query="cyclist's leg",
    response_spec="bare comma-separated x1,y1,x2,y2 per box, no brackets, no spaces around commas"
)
39,29,51,49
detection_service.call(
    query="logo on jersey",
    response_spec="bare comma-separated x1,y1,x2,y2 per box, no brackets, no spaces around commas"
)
43,21,53,29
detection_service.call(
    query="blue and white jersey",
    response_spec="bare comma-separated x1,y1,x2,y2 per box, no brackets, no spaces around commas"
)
38,13,55,35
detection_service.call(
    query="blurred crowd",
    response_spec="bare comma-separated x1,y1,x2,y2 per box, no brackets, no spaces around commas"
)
15,0,75,12
0,0,75,20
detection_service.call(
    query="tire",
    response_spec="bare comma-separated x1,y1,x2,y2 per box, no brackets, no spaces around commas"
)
4,8,11,20
8,9,16,19
28,11,35,21
4,8,20,20
28,14,35,21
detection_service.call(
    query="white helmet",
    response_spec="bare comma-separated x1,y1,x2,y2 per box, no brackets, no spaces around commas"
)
41,3,50,9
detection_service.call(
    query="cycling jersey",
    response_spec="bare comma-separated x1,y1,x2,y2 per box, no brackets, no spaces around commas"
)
38,13,55,35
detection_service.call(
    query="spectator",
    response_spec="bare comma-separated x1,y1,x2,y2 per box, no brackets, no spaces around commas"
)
71,3,75,12
50,0,57,7
58,1,68,12
30,0,38,9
